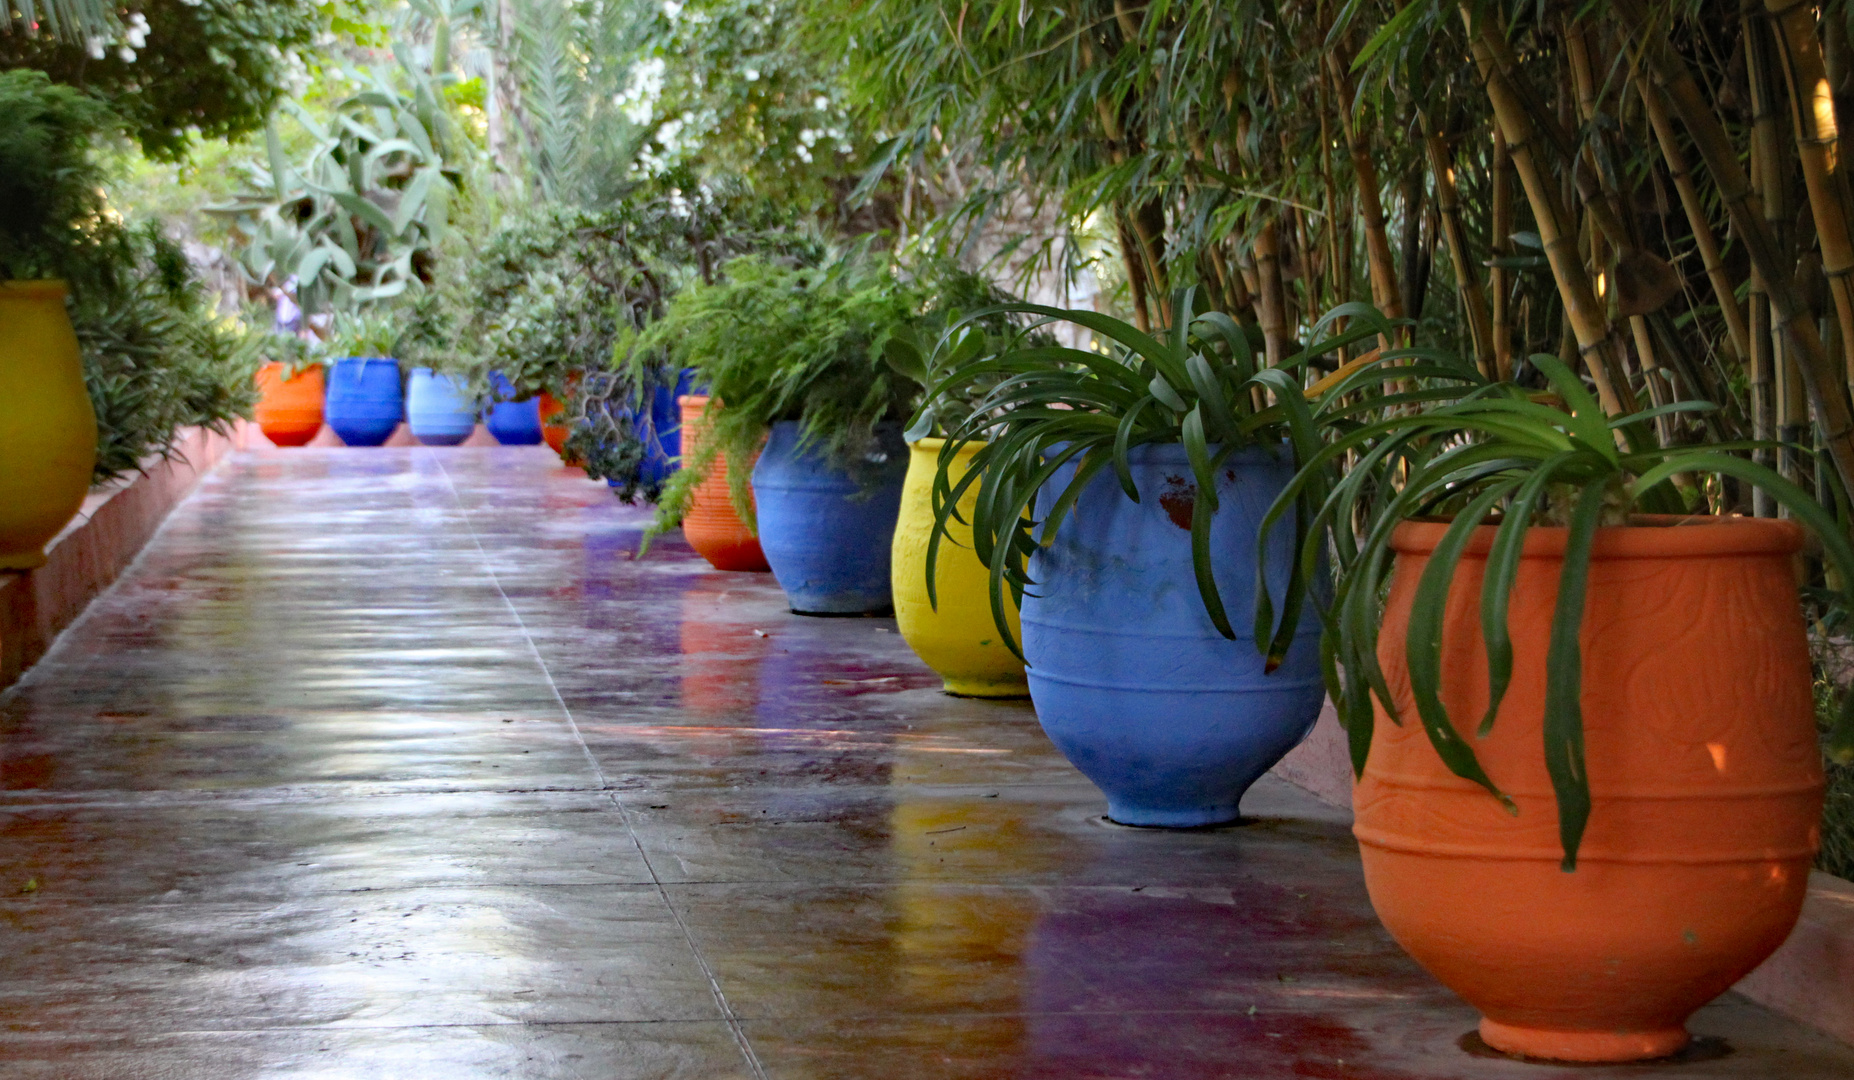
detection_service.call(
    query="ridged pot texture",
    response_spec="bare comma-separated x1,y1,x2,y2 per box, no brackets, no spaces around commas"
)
751,421,907,614
891,439,1027,697
0,281,97,570
406,368,476,446
1021,442,1324,826
253,361,325,447
324,358,404,447
1358,516,1823,1063
677,396,768,572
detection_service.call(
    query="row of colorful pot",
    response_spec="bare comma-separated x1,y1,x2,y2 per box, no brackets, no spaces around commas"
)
682,403,1820,1065
253,360,572,450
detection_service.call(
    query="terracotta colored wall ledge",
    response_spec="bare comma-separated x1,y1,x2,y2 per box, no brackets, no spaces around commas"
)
0,423,244,691
1269,703,1854,1047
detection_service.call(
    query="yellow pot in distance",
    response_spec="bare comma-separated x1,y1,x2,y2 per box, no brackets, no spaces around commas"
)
891,438,1028,698
0,281,97,571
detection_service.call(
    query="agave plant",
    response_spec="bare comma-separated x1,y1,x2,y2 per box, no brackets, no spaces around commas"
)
1260,349,1854,869
920,295,1484,654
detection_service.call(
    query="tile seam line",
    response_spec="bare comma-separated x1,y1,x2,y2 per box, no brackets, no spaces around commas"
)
425,449,769,1080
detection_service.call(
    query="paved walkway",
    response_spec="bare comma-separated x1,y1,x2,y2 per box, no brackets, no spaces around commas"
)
1,446,1851,1079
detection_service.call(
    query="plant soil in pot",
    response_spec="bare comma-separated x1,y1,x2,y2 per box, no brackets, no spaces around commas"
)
892,438,1027,697
324,357,403,447
752,420,907,614
253,361,325,447
0,280,97,570
1358,516,1822,1063
1024,443,1324,826
678,395,768,572
406,367,475,446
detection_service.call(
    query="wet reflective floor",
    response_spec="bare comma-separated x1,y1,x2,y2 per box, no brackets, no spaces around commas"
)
2,446,1851,1079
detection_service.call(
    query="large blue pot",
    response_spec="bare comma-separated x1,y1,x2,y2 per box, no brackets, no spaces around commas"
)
406,368,475,446
751,420,908,614
613,368,699,490
1023,443,1324,826
324,358,404,447
485,372,542,445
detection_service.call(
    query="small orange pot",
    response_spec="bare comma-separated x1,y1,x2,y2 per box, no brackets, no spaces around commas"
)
538,391,571,457
678,395,768,572
253,361,325,447
1358,516,1822,1063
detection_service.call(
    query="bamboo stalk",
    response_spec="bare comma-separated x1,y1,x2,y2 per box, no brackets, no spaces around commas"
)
1325,51,1404,327
1637,72,1752,364
1461,4,1637,417
1618,0,1854,499
1256,218,1292,368
1490,130,1514,378
1424,123,1495,377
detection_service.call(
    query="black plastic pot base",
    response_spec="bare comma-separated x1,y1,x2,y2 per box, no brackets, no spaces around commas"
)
1456,1031,1733,1067
1098,814,1245,832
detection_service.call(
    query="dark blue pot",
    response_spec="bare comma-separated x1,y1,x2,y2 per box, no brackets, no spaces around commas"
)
485,372,542,445
616,368,698,489
1023,443,1324,826
406,368,475,446
750,421,908,614
324,358,404,447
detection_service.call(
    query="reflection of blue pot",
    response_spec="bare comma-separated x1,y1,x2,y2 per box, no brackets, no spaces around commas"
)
485,372,542,445
751,421,907,614
406,368,475,446
1023,443,1323,826
324,358,403,447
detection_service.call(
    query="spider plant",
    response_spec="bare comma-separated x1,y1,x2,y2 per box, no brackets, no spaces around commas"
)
1260,350,1854,870
920,293,1485,656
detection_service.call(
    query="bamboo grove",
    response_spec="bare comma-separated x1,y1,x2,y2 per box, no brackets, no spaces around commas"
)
818,0,1854,516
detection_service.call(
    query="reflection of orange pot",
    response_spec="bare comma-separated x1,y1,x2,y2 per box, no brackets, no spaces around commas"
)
253,362,325,447
679,578,770,716
1358,517,1822,1063
679,395,768,572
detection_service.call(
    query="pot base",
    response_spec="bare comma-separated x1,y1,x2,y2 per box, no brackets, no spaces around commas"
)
0,551,50,571
1105,803,1241,829
942,676,1030,699
1479,1018,1689,1064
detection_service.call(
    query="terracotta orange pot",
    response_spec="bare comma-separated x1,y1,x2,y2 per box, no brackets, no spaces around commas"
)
1357,516,1822,1063
538,391,571,457
678,395,769,572
252,361,325,447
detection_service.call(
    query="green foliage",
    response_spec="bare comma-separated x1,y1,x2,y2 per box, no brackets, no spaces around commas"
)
1,0,320,161
1267,346,1854,870
0,70,115,281
73,228,264,481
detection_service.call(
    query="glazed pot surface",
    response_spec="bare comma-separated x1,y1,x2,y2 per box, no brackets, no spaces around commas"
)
751,421,906,614
324,358,403,447
0,281,98,570
253,362,325,447
678,396,768,572
1358,516,1822,1063
1022,443,1323,826
485,372,543,445
891,439,1027,697
406,368,475,446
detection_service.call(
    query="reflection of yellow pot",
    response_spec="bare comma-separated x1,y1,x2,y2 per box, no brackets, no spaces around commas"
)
891,438,1028,698
0,281,97,570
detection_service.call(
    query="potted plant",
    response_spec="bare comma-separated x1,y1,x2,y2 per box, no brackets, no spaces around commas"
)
924,294,1397,824
321,310,404,447
251,330,325,447
0,72,105,569
631,255,924,613
1266,349,1854,1062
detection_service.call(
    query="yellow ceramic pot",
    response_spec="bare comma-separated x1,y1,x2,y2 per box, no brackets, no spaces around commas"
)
891,438,1028,697
0,281,97,571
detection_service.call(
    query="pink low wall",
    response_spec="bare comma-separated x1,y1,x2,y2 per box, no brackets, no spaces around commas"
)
0,423,243,690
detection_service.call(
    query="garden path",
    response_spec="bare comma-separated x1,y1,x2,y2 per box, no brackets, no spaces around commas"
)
0,446,1850,1078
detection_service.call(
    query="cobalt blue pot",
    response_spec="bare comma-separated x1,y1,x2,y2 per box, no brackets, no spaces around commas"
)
484,372,542,445
751,420,908,614
1022,442,1325,827
324,358,404,447
406,368,475,446
613,368,698,490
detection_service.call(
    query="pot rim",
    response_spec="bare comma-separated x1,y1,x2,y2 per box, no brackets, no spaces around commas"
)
678,394,710,410
0,279,70,299
1390,513,1804,559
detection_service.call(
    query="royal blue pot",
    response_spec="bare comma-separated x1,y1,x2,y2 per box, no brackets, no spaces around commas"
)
485,372,542,445
1023,443,1324,827
751,420,908,614
614,368,698,490
324,358,404,447
406,368,475,446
